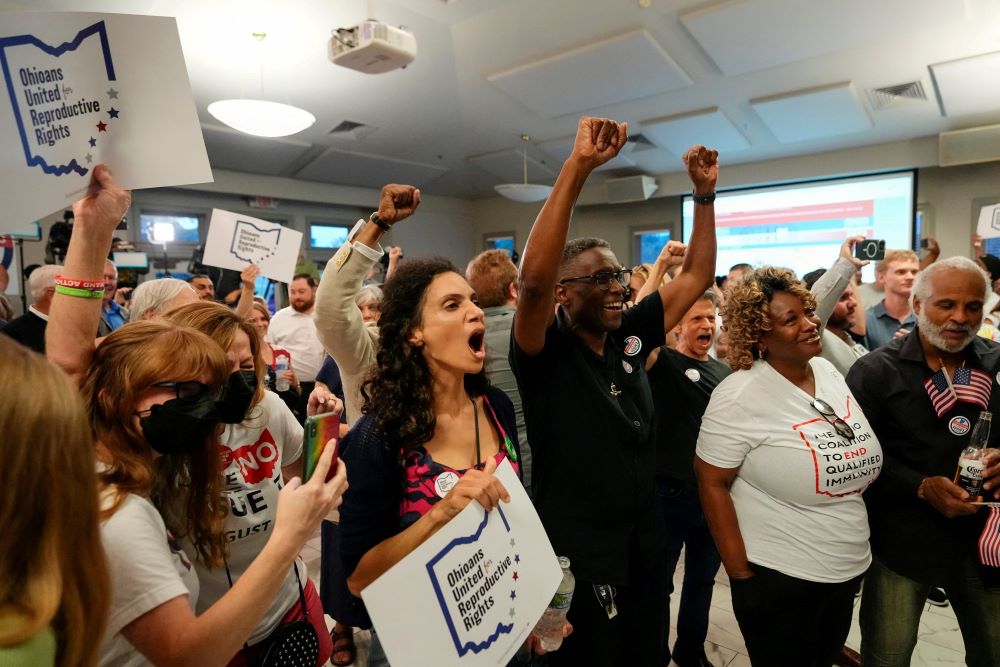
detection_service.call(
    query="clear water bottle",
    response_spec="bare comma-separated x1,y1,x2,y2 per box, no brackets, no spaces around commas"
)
954,410,990,499
274,353,290,392
534,556,574,652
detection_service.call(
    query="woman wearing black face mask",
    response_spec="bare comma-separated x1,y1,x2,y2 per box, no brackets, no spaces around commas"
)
164,301,345,666
46,165,348,667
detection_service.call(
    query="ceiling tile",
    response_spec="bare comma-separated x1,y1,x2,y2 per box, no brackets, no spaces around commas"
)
751,83,873,144
201,125,314,176
467,148,556,182
681,0,958,76
487,29,691,119
930,49,1000,118
295,148,449,187
640,108,749,157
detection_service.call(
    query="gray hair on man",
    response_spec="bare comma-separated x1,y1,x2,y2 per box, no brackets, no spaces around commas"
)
28,264,62,300
911,256,990,306
129,278,195,322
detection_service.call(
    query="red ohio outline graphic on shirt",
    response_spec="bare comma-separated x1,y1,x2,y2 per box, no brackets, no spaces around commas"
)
220,429,279,484
792,396,880,498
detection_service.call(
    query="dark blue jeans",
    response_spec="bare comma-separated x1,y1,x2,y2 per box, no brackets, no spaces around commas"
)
658,480,722,664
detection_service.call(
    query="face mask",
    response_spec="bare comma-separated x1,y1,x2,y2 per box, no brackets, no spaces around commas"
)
216,370,258,424
139,395,220,456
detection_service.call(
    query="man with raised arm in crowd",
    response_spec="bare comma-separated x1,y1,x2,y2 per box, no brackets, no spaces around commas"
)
511,116,718,666
847,257,1000,667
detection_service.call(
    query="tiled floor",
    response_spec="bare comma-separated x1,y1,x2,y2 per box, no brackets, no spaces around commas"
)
301,533,971,666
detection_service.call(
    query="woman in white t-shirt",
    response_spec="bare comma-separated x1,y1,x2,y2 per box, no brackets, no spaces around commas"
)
45,165,347,667
696,267,882,667
165,301,343,666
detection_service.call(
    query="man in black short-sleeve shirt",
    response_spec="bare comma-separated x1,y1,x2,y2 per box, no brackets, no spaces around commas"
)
511,116,719,667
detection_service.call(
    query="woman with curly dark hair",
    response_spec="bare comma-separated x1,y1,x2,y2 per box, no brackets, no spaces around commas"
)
336,257,527,664
694,266,883,667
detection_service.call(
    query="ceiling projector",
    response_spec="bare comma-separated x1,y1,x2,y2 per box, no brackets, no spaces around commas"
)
329,21,416,74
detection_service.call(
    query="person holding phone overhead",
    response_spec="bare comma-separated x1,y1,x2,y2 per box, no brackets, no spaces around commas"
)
511,117,719,666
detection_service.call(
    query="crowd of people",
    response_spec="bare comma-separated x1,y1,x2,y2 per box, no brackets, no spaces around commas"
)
2,115,999,667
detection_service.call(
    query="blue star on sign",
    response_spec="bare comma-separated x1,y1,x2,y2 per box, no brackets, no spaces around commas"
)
108,108,119,119
510,590,516,600
515,554,520,564
88,137,96,147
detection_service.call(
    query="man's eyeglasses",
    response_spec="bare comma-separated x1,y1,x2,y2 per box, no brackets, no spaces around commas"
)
560,269,632,291
810,398,855,440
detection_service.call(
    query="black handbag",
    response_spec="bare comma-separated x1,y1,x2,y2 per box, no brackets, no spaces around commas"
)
226,560,320,667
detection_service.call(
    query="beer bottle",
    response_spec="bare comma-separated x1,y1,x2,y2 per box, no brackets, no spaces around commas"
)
954,411,990,500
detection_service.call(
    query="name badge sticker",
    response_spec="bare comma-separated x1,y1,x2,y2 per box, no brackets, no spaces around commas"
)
623,336,642,356
434,471,459,498
949,416,971,436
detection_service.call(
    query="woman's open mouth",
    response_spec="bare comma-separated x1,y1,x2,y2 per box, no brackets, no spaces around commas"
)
468,329,486,359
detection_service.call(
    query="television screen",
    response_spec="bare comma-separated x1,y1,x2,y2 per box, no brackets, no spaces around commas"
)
310,224,349,249
681,171,915,282
139,213,201,245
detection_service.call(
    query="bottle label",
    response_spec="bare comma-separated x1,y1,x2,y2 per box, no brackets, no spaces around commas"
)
957,457,984,495
550,591,573,610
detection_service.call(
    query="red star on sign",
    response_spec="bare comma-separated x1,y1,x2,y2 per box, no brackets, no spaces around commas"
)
97,121,108,132
512,571,519,581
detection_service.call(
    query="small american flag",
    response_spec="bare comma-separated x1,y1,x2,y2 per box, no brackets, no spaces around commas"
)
923,367,992,417
980,506,1000,567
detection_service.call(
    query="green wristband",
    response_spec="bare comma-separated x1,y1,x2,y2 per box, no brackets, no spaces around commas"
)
55,285,104,299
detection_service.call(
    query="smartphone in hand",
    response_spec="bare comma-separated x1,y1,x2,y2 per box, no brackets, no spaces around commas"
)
855,239,886,261
303,411,340,482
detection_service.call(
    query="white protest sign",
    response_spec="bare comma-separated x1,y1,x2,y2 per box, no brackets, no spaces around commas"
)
362,459,562,667
202,209,302,284
0,12,213,233
977,203,1000,240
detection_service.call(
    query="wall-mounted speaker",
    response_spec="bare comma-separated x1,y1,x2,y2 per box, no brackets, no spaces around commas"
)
940,124,1000,167
606,175,658,204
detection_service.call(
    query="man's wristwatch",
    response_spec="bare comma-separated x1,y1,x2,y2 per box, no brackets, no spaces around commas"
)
692,191,716,205
369,212,391,232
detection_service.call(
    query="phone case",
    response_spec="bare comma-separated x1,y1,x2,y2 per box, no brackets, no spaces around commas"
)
302,411,340,482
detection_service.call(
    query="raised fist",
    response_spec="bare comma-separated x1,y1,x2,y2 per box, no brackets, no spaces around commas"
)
377,184,421,225
683,146,719,195
571,117,628,171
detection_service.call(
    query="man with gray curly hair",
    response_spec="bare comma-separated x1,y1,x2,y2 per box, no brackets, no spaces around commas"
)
847,256,1000,666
